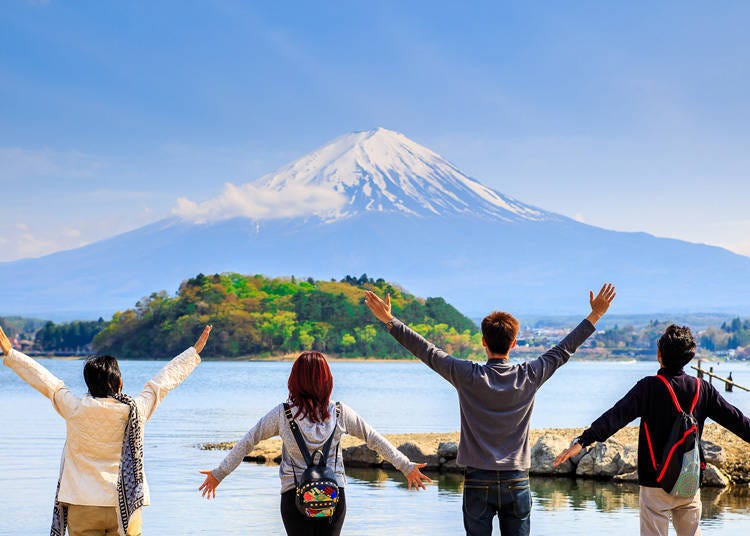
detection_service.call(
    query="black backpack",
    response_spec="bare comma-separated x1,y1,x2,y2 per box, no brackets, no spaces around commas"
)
283,402,342,519
644,375,703,497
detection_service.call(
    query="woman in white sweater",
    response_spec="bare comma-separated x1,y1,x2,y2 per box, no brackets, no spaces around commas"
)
199,350,432,536
0,324,211,536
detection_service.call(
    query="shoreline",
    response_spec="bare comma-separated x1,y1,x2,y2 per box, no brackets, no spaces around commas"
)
201,424,749,486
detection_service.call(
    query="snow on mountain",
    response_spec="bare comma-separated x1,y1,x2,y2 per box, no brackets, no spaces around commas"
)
175,128,557,223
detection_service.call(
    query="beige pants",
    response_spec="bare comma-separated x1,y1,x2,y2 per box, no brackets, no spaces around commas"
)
639,486,701,536
67,505,142,536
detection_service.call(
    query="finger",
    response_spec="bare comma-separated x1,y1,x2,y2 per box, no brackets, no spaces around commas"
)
386,293,391,308
589,290,594,304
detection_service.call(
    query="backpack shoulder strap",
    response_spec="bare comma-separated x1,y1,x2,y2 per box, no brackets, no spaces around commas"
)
655,374,683,413
318,402,342,465
283,403,313,466
689,377,701,415
655,374,701,416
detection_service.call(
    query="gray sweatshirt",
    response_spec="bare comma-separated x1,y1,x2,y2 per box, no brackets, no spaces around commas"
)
211,401,416,493
388,318,595,471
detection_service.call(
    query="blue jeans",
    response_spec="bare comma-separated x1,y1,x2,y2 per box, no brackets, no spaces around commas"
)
462,468,532,536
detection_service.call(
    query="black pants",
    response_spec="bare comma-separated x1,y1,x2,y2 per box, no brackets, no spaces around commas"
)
280,488,347,536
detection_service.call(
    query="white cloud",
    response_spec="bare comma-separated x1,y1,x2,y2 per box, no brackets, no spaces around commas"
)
574,212,585,223
173,182,347,223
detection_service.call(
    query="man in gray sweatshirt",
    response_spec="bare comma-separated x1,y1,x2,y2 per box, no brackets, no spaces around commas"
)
364,283,616,536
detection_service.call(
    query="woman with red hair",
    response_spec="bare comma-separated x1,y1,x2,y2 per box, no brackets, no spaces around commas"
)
198,351,431,535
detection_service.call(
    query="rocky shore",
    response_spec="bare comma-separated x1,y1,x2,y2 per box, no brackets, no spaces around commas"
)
201,424,748,488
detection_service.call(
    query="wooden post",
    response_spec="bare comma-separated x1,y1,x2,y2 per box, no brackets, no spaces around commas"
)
709,367,714,385
726,372,734,392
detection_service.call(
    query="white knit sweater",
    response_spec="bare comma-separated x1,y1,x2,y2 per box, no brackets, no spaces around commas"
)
2,347,200,506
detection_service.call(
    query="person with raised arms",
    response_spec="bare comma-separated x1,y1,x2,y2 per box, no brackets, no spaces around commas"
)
553,324,750,536
364,284,616,536
198,350,432,536
0,323,212,536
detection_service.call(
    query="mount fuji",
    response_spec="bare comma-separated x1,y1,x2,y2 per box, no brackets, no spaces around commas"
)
3,127,750,319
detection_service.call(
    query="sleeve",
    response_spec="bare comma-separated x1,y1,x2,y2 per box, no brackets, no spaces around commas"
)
387,318,474,386
340,402,416,476
705,382,750,442
579,379,648,447
210,405,282,482
135,346,201,421
2,349,80,419
526,319,595,387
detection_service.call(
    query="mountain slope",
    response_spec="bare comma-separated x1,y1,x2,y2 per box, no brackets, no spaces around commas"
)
1,128,749,319
253,128,554,222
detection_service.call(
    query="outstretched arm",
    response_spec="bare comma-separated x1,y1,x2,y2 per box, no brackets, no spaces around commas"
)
0,326,11,356
341,403,432,490
1,326,79,418
553,379,646,467
527,283,616,386
136,325,212,420
199,405,282,499
364,291,473,385
705,383,750,442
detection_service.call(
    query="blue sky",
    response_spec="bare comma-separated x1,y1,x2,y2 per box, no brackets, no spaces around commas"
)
1,1,749,261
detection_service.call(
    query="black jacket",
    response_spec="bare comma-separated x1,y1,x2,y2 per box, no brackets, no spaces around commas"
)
579,367,750,487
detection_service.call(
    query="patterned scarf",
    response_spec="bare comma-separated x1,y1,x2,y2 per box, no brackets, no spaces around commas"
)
51,393,145,536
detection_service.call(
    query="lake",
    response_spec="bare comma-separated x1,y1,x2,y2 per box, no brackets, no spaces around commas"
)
1,358,749,535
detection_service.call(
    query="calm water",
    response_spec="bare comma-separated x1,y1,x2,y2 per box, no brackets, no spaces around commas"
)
1,358,750,535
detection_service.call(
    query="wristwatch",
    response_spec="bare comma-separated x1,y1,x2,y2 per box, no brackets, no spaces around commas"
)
384,318,396,330
570,436,584,448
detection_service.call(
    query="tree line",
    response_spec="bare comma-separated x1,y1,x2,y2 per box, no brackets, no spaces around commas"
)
90,273,480,359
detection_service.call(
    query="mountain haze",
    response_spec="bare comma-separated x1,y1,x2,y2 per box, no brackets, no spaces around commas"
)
2,128,750,319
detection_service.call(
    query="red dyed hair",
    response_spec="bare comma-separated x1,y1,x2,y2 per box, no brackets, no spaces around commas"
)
288,351,334,423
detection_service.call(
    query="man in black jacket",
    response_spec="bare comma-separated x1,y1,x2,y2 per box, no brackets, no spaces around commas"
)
553,325,750,536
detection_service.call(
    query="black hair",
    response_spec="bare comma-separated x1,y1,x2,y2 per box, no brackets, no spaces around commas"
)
83,355,122,398
657,325,696,371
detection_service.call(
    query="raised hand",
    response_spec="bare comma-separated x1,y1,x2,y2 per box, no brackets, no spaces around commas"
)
193,325,213,354
364,291,394,323
553,443,583,467
406,463,433,491
198,470,219,499
587,283,616,325
0,326,12,356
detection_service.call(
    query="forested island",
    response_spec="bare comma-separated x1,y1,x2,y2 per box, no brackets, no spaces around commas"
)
3,273,750,361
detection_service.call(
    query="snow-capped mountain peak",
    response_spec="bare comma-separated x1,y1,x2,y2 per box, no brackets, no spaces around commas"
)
175,128,556,223
257,127,551,221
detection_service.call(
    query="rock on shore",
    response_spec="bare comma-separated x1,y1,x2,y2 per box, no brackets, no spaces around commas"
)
201,424,744,488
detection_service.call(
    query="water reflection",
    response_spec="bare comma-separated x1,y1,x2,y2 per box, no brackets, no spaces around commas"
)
346,468,750,525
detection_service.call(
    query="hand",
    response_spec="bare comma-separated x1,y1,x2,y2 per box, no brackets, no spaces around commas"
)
406,463,432,491
193,325,213,354
587,283,616,325
364,291,394,323
0,326,12,356
199,470,219,499
553,443,583,467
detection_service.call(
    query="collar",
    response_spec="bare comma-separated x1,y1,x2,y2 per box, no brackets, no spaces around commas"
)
658,367,685,377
